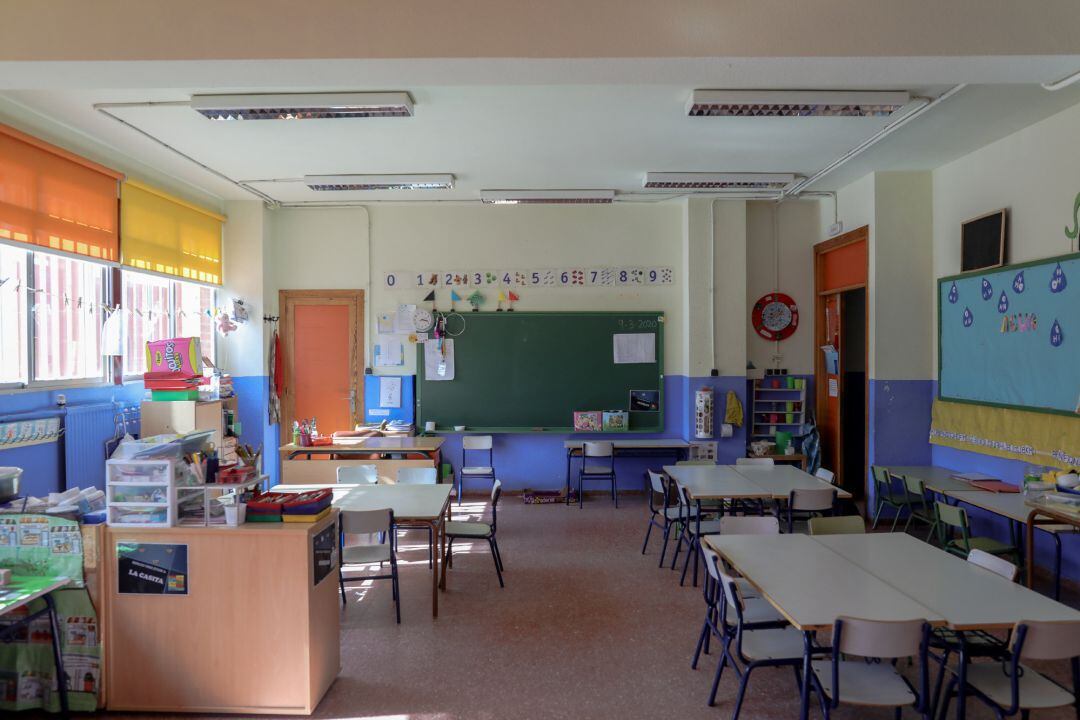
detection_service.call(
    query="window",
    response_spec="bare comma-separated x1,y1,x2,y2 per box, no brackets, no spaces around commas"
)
32,252,107,383
120,270,216,377
0,245,28,385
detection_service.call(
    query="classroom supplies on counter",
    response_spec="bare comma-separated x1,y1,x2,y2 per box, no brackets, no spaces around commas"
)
246,489,332,522
602,410,629,432
573,411,602,432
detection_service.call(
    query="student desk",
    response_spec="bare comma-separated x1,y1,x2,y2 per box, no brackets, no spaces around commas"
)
0,575,71,717
888,465,975,495
663,464,772,502
1024,495,1080,592
564,439,690,498
280,437,444,485
273,482,452,618
704,533,942,720
730,463,853,500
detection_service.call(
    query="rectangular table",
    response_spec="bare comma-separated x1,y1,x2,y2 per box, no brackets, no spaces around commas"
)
705,534,942,720
663,464,773,502
1025,496,1080,591
282,436,445,460
272,482,453,617
730,464,853,500
564,439,691,499
0,575,71,717
888,466,976,495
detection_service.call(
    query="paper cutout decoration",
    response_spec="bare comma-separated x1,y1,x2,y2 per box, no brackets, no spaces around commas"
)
496,291,506,312
980,278,993,300
217,312,237,336
467,290,484,311
997,291,1009,313
423,290,436,302
450,289,461,310
507,290,520,311
947,282,958,304
1012,271,1025,294
1050,319,1064,347
962,307,974,327
1050,263,1068,293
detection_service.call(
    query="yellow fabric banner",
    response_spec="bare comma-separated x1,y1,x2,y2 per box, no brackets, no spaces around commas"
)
930,399,1080,469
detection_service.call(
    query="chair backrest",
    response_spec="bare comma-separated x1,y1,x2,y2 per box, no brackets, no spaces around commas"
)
808,515,866,535
1012,620,1080,661
967,548,1018,581
815,467,836,484
736,457,774,466
337,464,378,484
871,465,891,492
340,507,393,535
935,501,967,531
583,441,614,458
462,435,493,451
702,546,742,613
646,470,666,495
489,479,502,532
676,460,715,466
901,474,925,497
719,516,780,535
789,487,837,512
834,616,927,660
396,466,438,485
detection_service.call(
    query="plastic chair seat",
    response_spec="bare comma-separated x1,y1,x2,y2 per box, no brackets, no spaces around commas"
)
734,577,760,599
740,598,784,625
663,506,700,520
461,466,494,476
739,627,805,661
811,659,916,707
445,520,492,538
582,466,615,475
686,519,724,536
963,662,1075,709
342,544,391,565
946,536,1016,556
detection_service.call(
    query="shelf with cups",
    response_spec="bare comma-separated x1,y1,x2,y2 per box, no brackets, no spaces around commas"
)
750,378,807,440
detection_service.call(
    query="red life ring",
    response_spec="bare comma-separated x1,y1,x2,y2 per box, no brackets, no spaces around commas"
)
752,292,799,341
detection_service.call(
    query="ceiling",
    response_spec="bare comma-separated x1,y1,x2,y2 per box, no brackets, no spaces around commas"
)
2,58,1080,205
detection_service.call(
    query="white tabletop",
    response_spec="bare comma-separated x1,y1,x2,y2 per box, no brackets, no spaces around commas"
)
730,464,853,500
705,534,943,631
564,439,690,449
271,483,451,521
946,489,1029,524
663,464,772,501
817,532,1080,630
889,466,974,494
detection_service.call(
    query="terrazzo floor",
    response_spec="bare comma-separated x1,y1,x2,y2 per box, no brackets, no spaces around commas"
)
89,493,1079,720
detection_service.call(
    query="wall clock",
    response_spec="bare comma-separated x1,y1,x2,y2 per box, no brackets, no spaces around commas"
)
752,292,799,341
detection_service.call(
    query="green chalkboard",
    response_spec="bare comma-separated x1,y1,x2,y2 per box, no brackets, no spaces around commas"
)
416,311,664,432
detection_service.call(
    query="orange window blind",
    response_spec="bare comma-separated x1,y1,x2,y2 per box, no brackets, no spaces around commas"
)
120,180,225,285
0,124,122,262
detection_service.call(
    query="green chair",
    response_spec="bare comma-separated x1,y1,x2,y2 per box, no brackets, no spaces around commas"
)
676,460,716,466
898,474,938,541
808,515,866,535
934,502,1019,564
870,465,908,531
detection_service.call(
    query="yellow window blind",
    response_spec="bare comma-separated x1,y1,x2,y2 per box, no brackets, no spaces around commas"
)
120,180,225,285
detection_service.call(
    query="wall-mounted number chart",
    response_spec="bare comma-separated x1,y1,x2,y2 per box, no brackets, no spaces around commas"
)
383,266,675,290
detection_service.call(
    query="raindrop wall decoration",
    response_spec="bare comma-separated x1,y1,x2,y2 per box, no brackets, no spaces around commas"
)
997,291,1009,313
1012,271,1025,293
981,278,993,300
962,307,974,327
1050,319,1064,347
1050,263,1068,293
947,282,959,304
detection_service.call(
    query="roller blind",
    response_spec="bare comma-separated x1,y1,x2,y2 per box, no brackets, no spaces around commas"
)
0,124,122,262
121,180,225,285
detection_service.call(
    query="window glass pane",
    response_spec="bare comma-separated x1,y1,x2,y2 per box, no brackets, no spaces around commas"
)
0,245,28,384
32,253,105,382
175,281,216,365
121,271,171,376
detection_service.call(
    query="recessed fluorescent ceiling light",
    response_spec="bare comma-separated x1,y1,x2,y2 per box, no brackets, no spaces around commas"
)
191,92,414,120
687,90,910,117
643,172,798,190
304,174,454,191
480,190,615,205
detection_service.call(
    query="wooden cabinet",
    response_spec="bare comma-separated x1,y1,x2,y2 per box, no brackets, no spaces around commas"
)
141,400,223,446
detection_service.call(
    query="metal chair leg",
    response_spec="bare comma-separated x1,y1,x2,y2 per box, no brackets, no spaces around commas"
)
492,537,505,571
730,665,753,718
642,517,655,554
488,538,504,587
658,523,672,568
871,498,885,530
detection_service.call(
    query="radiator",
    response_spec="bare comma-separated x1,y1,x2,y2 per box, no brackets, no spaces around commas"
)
64,403,139,491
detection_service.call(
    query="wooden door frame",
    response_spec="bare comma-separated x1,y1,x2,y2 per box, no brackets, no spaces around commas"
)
813,226,869,503
279,289,365,446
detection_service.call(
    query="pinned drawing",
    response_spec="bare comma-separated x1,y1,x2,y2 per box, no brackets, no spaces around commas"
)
981,278,993,300
1012,271,1025,294
507,290,520,311
947,282,959,304
467,290,485,312
997,291,1009,314
962,307,974,327
1050,263,1068,293
1050,319,1064,347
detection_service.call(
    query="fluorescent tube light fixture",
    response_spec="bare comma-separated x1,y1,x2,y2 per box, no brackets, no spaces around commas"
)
643,172,798,190
191,92,414,120
304,174,454,191
480,190,615,205
687,90,911,118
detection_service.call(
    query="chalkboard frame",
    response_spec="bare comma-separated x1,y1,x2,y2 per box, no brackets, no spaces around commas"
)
415,311,665,433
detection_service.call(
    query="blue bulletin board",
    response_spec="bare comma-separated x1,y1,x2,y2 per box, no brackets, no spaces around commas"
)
938,251,1080,415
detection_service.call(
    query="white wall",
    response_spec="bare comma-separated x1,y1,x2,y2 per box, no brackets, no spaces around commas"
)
219,200,267,377
746,199,819,374
712,200,747,376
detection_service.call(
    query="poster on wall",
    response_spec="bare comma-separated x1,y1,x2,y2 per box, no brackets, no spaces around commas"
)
116,542,188,595
938,251,1080,415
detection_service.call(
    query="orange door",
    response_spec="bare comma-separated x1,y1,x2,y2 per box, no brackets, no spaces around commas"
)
281,291,364,441
821,293,842,479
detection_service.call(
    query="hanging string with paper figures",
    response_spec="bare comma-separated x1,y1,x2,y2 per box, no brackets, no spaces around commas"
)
382,265,675,290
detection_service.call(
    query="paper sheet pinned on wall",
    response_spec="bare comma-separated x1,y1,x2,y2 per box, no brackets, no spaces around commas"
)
424,339,455,380
376,313,394,334
613,333,656,364
828,378,839,397
374,335,404,366
395,304,416,333
820,345,839,374
379,376,402,408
